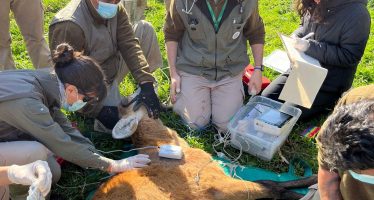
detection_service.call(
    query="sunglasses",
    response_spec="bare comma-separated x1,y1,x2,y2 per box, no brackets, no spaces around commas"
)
82,96,100,103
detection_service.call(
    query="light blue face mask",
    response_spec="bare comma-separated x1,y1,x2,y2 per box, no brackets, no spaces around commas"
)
97,1,118,19
63,99,87,112
61,89,87,112
349,170,374,185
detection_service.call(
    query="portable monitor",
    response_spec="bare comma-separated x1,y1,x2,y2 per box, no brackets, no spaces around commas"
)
254,108,292,136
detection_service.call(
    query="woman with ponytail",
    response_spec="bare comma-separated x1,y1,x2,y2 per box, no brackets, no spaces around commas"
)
0,43,151,199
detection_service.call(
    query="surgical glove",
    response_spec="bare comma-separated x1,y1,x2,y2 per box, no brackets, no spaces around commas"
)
7,160,52,197
293,38,310,52
134,82,161,119
109,154,151,173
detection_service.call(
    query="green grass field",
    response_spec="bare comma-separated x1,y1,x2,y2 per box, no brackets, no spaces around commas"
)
7,0,374,199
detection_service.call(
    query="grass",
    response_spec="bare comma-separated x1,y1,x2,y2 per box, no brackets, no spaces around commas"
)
7,0,374,199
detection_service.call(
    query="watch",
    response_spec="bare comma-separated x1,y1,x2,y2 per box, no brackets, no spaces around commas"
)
254,65,264,72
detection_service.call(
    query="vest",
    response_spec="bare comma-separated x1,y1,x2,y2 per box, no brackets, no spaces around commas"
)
51,0,119,83
175,0,256,81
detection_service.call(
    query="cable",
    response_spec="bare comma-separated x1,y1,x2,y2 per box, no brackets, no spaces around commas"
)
194,159,213,186
55,175,115,189
97,146,159,154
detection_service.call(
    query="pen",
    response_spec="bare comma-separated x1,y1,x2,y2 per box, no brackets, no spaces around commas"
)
302,32,315,40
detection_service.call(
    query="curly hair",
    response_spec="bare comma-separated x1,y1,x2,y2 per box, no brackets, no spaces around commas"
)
317,100,374,171
293,0,329,23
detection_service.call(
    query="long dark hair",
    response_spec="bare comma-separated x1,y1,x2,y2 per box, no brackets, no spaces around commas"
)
294,0,329,23
52,43,107,103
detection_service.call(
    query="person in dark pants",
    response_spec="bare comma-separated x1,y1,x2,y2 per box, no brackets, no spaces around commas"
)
262,0,371,120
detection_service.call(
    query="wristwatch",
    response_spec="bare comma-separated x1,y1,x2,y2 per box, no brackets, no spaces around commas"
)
254,65,264,72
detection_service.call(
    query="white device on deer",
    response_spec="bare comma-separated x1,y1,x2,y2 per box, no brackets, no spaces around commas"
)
159,145,183,160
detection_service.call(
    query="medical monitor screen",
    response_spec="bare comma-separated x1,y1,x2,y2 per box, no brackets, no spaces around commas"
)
257,109,292,128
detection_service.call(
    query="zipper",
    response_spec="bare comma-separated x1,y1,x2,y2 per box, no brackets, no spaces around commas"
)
214,35,218,80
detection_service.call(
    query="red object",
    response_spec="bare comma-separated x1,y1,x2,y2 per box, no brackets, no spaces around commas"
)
56,156,65,166
242,64,271,90
54,121,81,166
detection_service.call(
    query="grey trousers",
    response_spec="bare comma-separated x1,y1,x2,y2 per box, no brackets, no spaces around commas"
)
0,141,61,200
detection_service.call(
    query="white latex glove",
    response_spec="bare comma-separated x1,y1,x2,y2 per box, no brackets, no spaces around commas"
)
7,160,52,197
109,154,151,173
170,72,181,104
293,38,310,52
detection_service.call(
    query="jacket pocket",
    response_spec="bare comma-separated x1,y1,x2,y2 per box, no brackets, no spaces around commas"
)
26,103,50,115
187,22,205,40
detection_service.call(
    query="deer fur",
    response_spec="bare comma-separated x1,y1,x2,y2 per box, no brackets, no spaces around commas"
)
93,98,316,200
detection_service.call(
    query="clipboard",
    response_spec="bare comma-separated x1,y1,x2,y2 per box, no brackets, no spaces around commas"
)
278,34,328,109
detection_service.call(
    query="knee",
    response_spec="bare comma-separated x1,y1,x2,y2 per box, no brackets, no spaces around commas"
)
24,141,49,163
173,106,210,130
136,20,154,30
134,20,156,36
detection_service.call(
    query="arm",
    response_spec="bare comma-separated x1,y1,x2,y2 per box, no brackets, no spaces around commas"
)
305,12,370,67
243,6,265,94
116,5,155,84
164,0,185,103
4,99,112,170
318,167,343,200
48,22,86,52
0,167,11,186
166,41,179,103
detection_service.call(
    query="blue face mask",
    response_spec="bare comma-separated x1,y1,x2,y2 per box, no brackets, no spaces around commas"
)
97,1,118,19
62,90,87,112
349,170,374,185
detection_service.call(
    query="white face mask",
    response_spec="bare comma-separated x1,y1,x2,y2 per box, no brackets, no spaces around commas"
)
349,170,374,185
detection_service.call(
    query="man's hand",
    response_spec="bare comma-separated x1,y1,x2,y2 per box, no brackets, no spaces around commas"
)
7,160,52,197
108,154,151,173
170,72,181,104
248,70,262,95
134,82,161,119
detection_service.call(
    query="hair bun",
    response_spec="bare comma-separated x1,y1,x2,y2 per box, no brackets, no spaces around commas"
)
53,43,75,67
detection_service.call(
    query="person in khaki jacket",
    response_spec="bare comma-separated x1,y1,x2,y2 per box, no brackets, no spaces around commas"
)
49,0,162,133
0,0,52,70
164,0,265,131
0,44,151,199
304,85,374,200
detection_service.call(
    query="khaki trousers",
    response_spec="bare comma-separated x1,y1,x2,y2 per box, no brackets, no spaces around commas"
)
0,0,52,70
173,71,244,131
0,141,61,200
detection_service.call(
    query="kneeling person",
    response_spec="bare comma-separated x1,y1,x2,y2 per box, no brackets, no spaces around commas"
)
49,0,162,132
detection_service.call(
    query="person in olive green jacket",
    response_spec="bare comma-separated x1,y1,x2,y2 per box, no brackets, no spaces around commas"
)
310,85,374,200
164,0,265,131
49,0,162,133
0,44,151,199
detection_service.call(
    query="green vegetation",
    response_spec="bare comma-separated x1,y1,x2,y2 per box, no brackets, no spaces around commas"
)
8,0,374,199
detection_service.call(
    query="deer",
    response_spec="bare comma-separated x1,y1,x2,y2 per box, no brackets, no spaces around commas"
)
93,93,317,200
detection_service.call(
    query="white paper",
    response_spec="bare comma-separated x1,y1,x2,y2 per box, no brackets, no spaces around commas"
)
263,50,291,73
278,34,328,108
